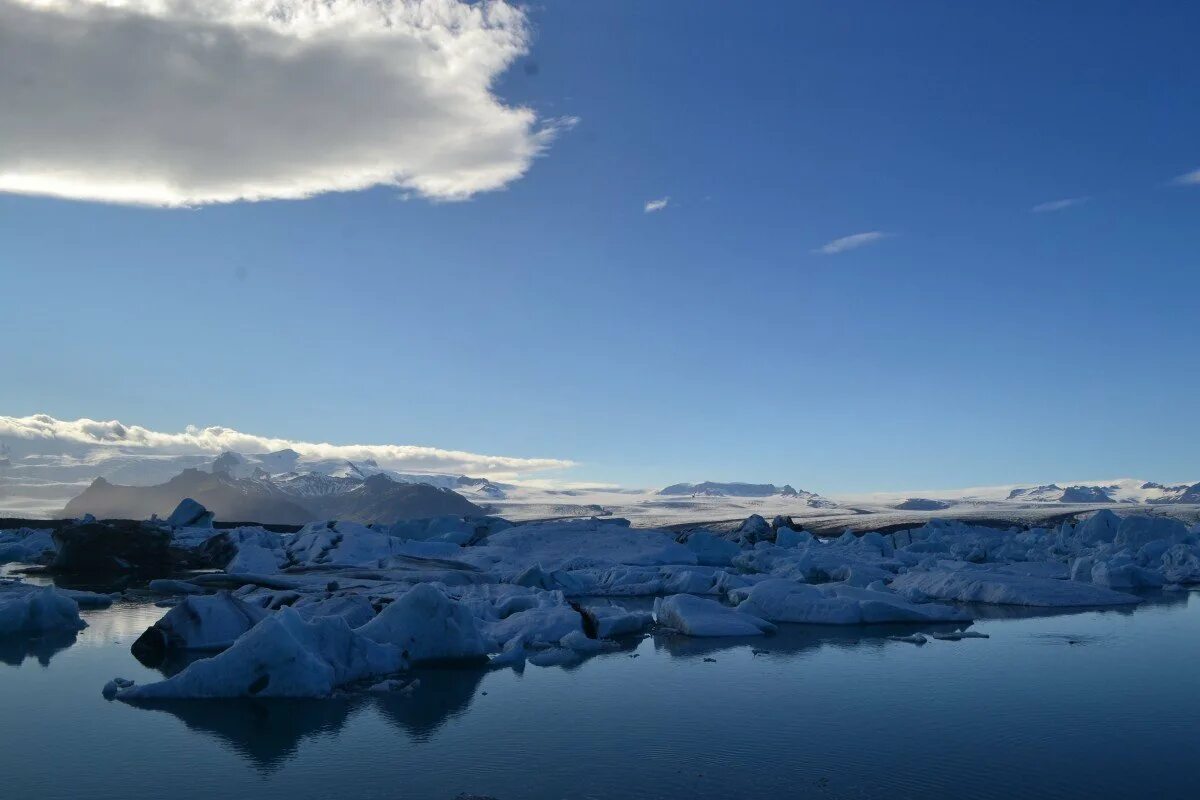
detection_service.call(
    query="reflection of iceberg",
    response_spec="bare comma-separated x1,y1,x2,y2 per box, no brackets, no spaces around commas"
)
651,622,961,661
120,697,364,771
118,667,490,768
0,629,79,667
374,666,487,741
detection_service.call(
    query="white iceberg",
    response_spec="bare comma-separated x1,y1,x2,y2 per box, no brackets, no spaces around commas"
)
357,584,488,664
119,607,403,699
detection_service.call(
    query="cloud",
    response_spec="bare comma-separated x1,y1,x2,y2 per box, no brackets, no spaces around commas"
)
1170,168,1200,186
813,231,887,255
644,197,669,213
0,0,572,206
0,414,574,480
1031,196,1089,213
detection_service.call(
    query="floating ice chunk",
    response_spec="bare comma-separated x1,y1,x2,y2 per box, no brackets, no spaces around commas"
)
888,633,927,645
132,591,268,659
1069,557,1094,583
1113,516,1188,550
56,588,114,609
358,584,487,664
467,519,697,574
586,604,653,638
227,543,283,574
732,514,772,544
683,532,741,566
166,498,214,529
483,603,583,649
735,580,968,625
119,608,403,700
0,583,87,635
736,580,863,624
930,630,989,640
287,521,402,568
1073,510,1120,545
1161,544,1200,584
775,528,815,549
0,528,57,564
560,630,606,653
653,594,776,637
488,636,528,669
1089,555,1164,589
889,569,1140,607
102,677,135,699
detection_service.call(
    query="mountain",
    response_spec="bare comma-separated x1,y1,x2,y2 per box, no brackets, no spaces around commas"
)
60,468,484,524
62,469,314,524
1003,480,1200,504
303,474,482,523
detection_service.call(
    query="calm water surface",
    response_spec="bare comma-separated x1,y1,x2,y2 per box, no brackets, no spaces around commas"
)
1,583,1198,800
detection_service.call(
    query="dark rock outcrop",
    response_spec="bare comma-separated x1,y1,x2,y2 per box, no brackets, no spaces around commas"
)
51,520,176,576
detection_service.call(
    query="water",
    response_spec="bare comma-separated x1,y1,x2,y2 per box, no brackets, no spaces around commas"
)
2,588,1198,799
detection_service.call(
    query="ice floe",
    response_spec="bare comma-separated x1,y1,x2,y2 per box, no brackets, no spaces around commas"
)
653,594,776,637
5,501,1197,701
0,582,87,635
118,608,404,699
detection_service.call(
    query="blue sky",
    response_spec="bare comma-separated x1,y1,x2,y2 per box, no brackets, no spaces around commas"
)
1,1,1198,492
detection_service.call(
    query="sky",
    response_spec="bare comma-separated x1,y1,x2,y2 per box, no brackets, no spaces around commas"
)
1,1,1198,493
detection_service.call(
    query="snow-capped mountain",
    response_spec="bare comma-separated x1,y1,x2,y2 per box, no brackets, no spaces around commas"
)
61,468,485,525
1005,480,1200,504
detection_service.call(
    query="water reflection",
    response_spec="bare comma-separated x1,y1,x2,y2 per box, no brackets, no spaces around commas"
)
0,629,79,667
122,666,489,769
124,697,362,770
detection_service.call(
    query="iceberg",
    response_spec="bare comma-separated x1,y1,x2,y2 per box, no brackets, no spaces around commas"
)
131,591,268,659
0,528,57,564
889,569,1140,607
119,607,403,699
734,579,969,625
653,594,776,637
0,583,87,635
357,584,488,664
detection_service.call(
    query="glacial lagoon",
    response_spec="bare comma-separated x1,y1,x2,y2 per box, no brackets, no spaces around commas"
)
3,588,1197,800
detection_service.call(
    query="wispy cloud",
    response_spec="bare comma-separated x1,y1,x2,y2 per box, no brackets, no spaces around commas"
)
813,231,887,255
1031,196,1089,213
1170,168,1200,186
0,414,574,481
644,197,669,213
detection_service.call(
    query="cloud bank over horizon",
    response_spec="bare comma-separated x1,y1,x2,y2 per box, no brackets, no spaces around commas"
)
0,414,574,479
0,0,571,206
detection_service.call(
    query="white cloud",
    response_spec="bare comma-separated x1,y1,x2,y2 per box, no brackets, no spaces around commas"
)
644,197,669,213
0,414,573,479
813,231,887,255
1031,196,1089,213
1170,168,1200,186
0,0,572,206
